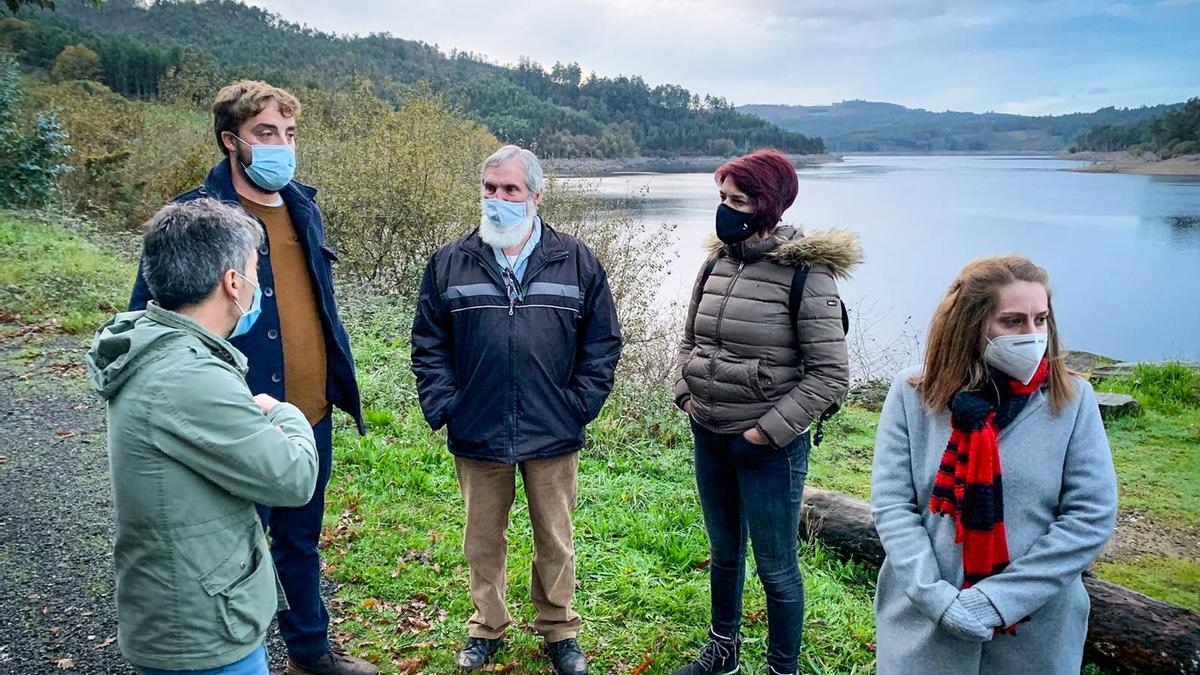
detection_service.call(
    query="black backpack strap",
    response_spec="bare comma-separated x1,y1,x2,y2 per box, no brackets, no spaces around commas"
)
786,264,850,448
700,254,721,291
685,253,722,338
788,265,810,331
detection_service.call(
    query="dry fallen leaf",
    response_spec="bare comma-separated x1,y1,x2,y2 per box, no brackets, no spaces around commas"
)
54,429,75,439
0,456,9,464
395,656,429,673
54,658,75,670
95,636,116,649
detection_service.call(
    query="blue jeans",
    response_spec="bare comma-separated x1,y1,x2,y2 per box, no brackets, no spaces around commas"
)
691,419,810,673
136,645,268,675
256,414,333,664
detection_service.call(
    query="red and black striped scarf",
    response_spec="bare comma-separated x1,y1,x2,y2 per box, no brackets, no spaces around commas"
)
930,360,1049,616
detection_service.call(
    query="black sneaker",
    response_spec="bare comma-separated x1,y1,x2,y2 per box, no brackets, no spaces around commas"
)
456,636,503,671
546,637,589,675
671,628,742,675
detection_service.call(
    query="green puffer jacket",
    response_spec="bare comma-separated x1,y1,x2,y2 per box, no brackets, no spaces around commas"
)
86,303,318,671
674,227,863,447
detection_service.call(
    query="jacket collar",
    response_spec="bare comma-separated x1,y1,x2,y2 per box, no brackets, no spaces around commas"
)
144,302,248,375
722,225,795,263
463,219,568,267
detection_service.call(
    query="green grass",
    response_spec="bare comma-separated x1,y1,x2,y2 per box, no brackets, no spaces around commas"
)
328,297,880,672
0,211,136,333
323,399,879,673
1096,362,1200,415
1093,556,1200,612
1095,365,1200,528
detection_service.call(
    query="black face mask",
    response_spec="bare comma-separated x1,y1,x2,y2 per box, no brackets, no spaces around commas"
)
716,203,756,244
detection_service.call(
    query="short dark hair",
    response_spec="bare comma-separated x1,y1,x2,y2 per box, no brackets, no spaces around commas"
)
715,149,799,232
141,199,263,311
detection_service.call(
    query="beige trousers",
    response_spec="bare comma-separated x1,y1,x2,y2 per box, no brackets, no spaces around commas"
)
454,452,581,642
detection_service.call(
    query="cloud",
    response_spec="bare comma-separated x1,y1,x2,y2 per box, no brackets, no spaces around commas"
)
252,0,1198,113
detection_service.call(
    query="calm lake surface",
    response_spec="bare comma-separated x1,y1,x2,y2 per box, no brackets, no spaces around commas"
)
570,155,1200,364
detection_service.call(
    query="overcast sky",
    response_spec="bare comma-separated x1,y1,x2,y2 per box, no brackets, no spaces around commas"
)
247,0,1198,115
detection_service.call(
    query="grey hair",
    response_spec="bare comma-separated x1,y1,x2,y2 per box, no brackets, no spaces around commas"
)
481,144,546,195
141,198,264,311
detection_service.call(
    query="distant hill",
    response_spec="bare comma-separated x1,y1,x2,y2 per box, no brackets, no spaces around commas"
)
8,0,823,158
738,99,1183,153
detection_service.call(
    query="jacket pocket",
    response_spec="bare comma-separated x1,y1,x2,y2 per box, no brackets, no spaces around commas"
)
747,358,768,400
683,349,707,397
199,536,276,642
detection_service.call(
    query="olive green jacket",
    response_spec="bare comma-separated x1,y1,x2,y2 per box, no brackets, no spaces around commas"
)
86,303,317,670
675,227,862,447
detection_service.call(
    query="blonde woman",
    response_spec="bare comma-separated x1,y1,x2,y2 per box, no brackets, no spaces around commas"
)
870,256,1117,674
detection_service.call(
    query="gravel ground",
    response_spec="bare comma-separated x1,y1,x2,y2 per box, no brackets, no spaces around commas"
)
0,329,313,674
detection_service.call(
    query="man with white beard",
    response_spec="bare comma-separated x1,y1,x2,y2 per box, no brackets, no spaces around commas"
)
410,145,622,674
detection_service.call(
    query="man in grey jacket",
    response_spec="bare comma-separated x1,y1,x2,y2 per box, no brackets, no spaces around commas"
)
87,199,319,674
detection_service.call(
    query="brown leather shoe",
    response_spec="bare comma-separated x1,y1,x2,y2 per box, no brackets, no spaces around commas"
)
286,647,379,675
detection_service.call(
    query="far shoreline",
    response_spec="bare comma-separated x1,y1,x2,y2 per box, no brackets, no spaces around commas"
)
545,151,1200,178
544,153,842,177
1059,151,1200,177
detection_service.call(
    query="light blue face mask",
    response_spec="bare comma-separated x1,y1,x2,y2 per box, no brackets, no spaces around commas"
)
483,198,528,232
233,135,296,192
229,272,262,339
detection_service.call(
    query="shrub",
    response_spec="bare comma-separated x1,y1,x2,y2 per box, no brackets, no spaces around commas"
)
0,54,72,208
51,43,102,83
26,79,144,217
299,82,498,292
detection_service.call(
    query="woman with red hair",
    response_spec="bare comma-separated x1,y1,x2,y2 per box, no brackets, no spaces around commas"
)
672,150,862,675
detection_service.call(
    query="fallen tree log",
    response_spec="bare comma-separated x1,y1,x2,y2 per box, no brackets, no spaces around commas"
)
799,486,1200,674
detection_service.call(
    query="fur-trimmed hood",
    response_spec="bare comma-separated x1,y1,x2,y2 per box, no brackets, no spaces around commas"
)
704,227,864,279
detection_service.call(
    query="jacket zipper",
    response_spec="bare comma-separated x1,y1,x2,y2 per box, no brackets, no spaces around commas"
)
507,251,566,458
462,246,567,461
707,260,746,410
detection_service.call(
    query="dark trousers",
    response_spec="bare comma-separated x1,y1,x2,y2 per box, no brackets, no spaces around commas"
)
691,419,811,673
257,414,332,664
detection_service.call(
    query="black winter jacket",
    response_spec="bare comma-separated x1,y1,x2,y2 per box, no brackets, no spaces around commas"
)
411,223,622,463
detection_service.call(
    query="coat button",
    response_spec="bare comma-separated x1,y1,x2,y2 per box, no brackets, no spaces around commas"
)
267,329,279,340
259,243,269,256
271,373,282,383
240,560,246,568
264,287,274,298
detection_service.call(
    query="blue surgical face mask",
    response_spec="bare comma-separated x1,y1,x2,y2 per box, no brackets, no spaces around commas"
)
233,135,296,192
229,272,262,339
482,198,528,232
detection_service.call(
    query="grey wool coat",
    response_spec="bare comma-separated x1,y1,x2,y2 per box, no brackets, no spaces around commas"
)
870,366,1118,675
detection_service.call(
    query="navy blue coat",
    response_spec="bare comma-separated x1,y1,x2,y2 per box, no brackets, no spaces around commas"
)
128,160,365,435
411,223,622,464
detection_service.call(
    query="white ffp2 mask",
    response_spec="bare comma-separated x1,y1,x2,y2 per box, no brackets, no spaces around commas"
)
984,333,1048,385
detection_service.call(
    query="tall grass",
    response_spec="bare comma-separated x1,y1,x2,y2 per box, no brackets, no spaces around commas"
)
0,211,136,332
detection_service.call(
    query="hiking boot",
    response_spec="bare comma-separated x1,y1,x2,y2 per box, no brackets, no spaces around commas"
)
286,647,379,675
457,636,503,671
546,637,589,675
671,628,742,675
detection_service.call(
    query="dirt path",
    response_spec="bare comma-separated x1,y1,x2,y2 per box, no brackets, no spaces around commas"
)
0,329,131,674
0,327,301,673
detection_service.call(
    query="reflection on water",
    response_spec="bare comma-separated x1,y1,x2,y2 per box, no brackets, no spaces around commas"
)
567,156,1200,362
